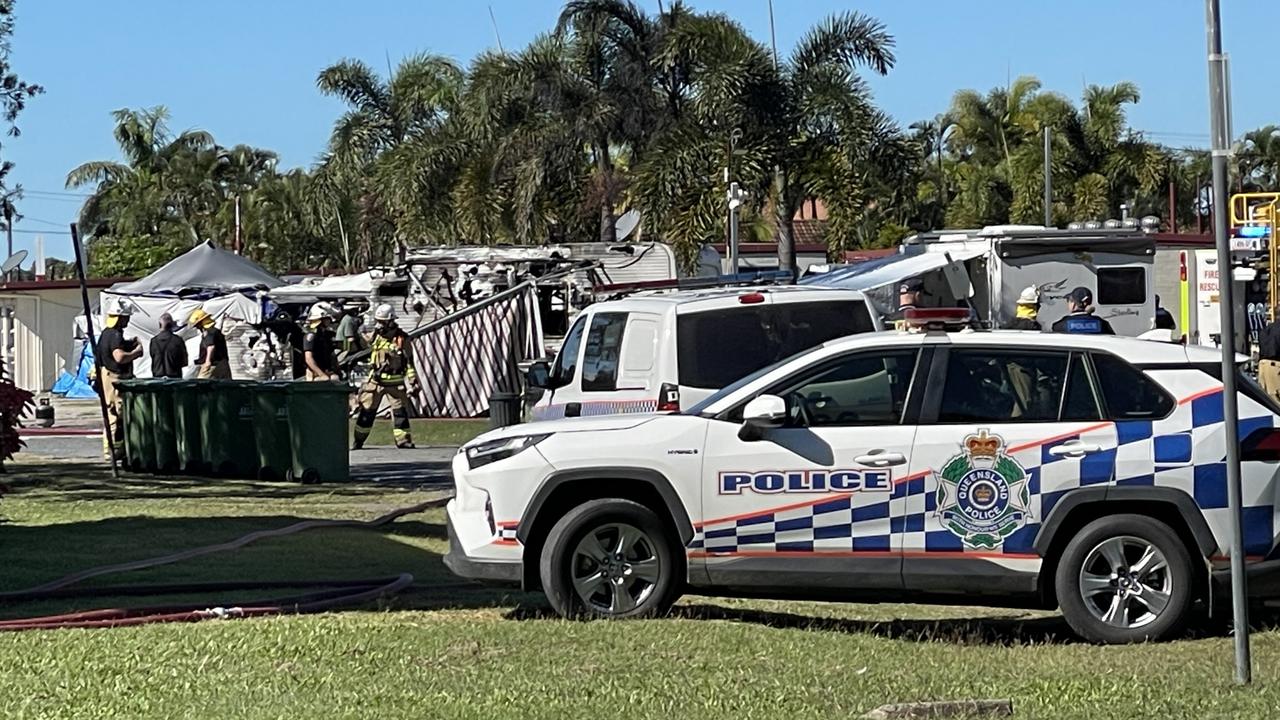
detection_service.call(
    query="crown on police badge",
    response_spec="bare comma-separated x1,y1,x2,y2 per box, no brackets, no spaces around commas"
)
964,430,1001,458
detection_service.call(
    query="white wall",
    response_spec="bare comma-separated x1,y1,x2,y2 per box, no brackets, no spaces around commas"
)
1,288,103,393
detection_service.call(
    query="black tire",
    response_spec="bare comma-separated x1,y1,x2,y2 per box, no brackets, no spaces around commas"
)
1055,514,1195,644
539,498,682,619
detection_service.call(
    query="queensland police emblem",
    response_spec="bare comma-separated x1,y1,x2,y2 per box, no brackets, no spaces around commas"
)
935,429,1031,549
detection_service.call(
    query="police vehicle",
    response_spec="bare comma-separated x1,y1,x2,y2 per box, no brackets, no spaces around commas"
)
445,309,1280,643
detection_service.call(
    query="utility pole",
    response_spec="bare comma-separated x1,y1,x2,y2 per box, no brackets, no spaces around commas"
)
3,200,12,281
233,195,242,255
1043,127,1052,227
766,0,795,278
727,128,743,276
1205,0,1251,685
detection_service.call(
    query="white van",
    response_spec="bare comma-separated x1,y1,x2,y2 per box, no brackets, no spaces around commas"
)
526,286,880,419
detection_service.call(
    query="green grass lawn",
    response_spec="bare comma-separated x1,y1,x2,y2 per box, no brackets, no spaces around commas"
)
2,459,1279,719
358,418,488,447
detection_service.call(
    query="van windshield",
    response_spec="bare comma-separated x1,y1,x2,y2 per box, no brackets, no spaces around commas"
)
677,300,873,390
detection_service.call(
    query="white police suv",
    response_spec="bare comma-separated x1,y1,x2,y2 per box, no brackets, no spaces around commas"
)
445,310,1280,643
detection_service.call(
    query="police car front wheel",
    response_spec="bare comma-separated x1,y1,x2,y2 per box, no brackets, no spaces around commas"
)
1054,514,1194,644
539,498,682,619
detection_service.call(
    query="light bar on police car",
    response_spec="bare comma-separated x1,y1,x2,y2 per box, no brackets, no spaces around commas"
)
465,434,551,469
901,307,972,331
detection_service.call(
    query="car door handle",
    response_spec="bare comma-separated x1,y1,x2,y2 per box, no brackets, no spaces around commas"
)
1048,442,1103,458
854,451,907,467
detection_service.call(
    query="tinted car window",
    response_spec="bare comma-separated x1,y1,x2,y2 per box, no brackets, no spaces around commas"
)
781,350,918,427
677,300,873,390
939,350,1069,423
551,315,588,385
1091,353,1174,419
1061,353,1102,421
1097,267,1146,305
581,313,628,392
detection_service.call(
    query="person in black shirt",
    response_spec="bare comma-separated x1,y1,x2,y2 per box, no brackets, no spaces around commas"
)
1154,294,1177,331
302,304,339,380
1051,286,1116,335
97,302,142,458
149,312,189,379
1258,313,1280,401
190,308,231,379
886,277,925,326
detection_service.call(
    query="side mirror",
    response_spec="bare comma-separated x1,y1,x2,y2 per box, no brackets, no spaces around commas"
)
525,361,552,389
738,394,787,441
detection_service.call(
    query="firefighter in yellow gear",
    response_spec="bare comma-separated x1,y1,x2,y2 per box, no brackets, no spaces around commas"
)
352,303,417,449
97,300,143,460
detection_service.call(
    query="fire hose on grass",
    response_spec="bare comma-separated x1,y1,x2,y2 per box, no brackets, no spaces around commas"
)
0,497,471,632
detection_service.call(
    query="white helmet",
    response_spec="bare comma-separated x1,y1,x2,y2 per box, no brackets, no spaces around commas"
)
306,304,330,322
108,298,134,316
1016,286,1041,306
374,303,396,322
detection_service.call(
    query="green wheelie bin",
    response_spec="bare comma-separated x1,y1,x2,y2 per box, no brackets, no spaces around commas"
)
199,379,259,478
119,380,158,472
172,379,207,474
114,379,143,471
286,381,351,483
253,382,293,481
151,379,180,473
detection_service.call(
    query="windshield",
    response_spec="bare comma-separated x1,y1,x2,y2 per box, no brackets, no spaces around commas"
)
684,344,826,417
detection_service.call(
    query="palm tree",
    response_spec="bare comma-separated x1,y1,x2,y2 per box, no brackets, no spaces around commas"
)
1239,125,1280,190
317,53,464,260
770,12,897,270
66,107,217,244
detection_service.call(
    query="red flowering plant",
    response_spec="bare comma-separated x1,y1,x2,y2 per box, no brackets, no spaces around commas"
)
0,361,34,472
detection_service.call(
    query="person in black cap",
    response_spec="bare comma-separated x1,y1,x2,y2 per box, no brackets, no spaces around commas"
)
899,277,924,311
1051,286,1115,334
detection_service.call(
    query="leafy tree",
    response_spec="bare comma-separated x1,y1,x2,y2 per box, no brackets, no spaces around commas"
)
0,0,40,252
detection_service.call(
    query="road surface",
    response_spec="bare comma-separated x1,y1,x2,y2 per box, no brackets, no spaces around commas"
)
21,434,456,488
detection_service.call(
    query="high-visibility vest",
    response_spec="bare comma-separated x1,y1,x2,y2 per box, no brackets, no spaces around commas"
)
371,331,415,384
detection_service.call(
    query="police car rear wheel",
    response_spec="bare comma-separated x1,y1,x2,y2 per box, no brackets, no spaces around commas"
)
540,499,680,619
1055,514,1193,644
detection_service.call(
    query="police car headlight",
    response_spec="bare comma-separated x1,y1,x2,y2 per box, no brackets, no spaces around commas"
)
465,434,551,469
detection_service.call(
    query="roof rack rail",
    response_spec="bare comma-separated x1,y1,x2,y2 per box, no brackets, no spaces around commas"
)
595,269,794,294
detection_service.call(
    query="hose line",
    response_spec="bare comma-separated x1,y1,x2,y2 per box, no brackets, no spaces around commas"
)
0,497,455,631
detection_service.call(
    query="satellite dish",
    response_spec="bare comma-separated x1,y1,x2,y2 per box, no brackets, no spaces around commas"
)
614,210,640,242
1,249,28,276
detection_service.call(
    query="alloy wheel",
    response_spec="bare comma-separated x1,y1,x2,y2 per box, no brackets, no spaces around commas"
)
1078,535,1173,629
570,522,662,614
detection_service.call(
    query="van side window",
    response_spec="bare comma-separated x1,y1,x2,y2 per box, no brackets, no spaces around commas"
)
1097,267,1146,305
551,315,587,385
582,313,628,392
677,300,873,390
1090,353,1174,419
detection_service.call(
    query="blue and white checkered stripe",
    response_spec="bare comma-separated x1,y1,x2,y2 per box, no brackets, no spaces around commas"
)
693,373,1278,560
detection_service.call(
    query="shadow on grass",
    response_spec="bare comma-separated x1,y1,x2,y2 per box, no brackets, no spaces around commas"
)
2,461,452,504
672,604,1077,646
504,602,1077,646
0,510,537,620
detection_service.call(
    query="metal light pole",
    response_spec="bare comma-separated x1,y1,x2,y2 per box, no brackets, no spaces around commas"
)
1043,127,1052,227
728,182,741,275
1204,0,1251,685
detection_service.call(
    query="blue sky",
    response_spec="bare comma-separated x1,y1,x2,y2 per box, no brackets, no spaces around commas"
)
5,0,1278,261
